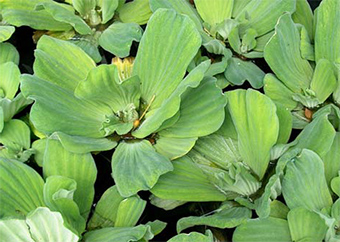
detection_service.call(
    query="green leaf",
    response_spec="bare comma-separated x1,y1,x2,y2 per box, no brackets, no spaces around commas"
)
287,207,328,242
282,149,333,211
43,176,86,235
177,206,251,233
158,77,225,138
331,176,340,197
275,103,292,144
36,2,92,35
99,22,143,57
235,0,295,36
168,230,214,242
115,196,146,227
88,186,124,230
0,207,79,242
294,111,336,157
0,93,32,123
149,195,186,210
133,60,210,139
44,139,97,219
292,0,314,40
112,140,173,197
0,26,15,43
192,134,241,170
83,225,153,242
99,0,118,24
21,75,111,138
72,0,96,17
0,119,31,160
75,64,140,114
0,62,20,100
0,0,73,31
151,156,226,201
133,8,201,115
269,200,289,219
34,35,95,91
310,59,337,103
227,89,279,180
233,217,292,242
32,138,47,167
0,42,19,65
263,74,297,111
194,0,233,26
154,136,197,160
0,158,45,218
53,132,117,154
314,0,340,63
224,57,265,89
70,35,102,63
264,13,313,93
322,133,340,186
149,0,203,30
145,220,167,236
118,0,152,25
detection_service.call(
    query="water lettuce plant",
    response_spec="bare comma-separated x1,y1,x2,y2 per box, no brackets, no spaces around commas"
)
0,0,340,241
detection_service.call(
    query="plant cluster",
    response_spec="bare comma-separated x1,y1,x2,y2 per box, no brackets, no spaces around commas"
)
0,0,339,241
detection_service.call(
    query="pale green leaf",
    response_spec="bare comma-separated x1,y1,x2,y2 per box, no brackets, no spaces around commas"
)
36,2,92,35
88,186,124,230
154,136,197,160
275,103,293,144
133,9,201,113
288,207,328,242
158,77,226,138
235,0,295,36
133,60,210,139
194,0,233,26
0,158,45,218
70,35,101,63
32,138,47,167
43,176,86,235
0,62,20,100
227,89,279,180
53,132,117,154
292,0,314,40
232,0,252,18
145,220,167,236
118,0,152,25
0,218,34,242
72,0,96,17
310,59,337,103
233,217,292,242
314,0,340,63
99,0,118,24
295,111,336,157
149,0,202,30
331,176,340,197
0,42,19,65
83,225,153,242
264,13,314,93
282,149,333,211
34,35,95,91
115,196,146,227
149,195,186,210
75,64,140,114
44,139,97,219
168,230,214,242
27,207,79,242
99,22,143,57
177,206,251,233
0,207,79,242
269,200,289,219
0,119,30,155
0,26,15,43
112,140,173,197
224,57,265,89
21,75,111,138
263,74,298,111
322,133,340,186
0,93,32,123
151,156,226,201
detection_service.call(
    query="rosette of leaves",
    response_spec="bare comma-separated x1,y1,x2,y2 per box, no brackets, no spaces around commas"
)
0,30,33,161
149,0,296,89
263,0,340,129
0,155,165,241
21,9,226,198
0,0,152,62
